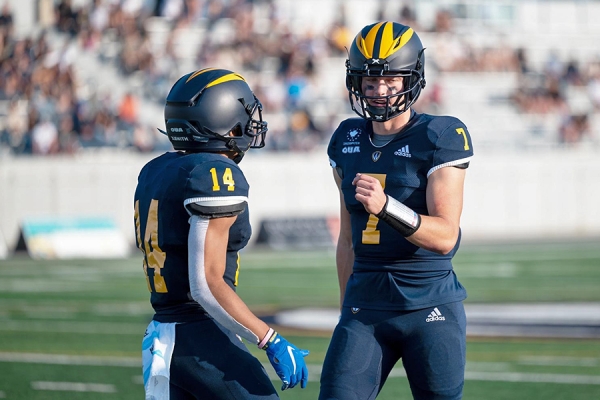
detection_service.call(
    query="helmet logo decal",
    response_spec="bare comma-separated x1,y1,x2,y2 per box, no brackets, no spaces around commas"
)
377,21,396,58
184,69,246,87
372,151,382,162
206,73,246,89
358,21,385,59
380,26,413,59
357,22,415,60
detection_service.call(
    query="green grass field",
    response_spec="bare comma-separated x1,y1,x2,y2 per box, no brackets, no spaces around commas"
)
1,240,600,399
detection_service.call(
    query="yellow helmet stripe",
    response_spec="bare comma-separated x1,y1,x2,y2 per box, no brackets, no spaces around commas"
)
356,22,415,60
379,24,414,59
205,73,246,88
376,22,397,59
356,21,385,59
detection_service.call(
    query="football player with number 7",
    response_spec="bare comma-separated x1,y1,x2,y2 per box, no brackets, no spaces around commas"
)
135,68,309,399
319,22,474,400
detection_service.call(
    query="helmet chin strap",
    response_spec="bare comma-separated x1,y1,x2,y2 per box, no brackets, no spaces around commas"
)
224,138,245,164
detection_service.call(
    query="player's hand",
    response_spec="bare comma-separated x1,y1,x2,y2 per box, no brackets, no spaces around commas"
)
353,173,387,215
265,333,309,390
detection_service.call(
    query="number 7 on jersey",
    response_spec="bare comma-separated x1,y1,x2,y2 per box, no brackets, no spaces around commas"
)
362,173,386,245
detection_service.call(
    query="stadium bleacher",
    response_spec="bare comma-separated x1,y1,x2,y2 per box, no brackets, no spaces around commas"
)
1,0,600,253
1,0,599,156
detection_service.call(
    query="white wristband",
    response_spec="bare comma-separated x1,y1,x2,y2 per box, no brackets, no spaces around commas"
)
258,328,275,349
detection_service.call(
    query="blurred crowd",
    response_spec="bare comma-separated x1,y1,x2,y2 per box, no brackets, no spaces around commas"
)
512,50,599,145
0,0,598,155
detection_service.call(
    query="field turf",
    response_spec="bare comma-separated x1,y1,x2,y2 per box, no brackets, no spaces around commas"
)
1,240,599,399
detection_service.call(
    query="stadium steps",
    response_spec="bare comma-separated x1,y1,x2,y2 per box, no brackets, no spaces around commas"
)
437,71,551,150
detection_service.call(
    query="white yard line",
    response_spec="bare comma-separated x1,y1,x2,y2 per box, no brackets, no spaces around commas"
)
31,381,116,393
518,355,600,367
0,352,139,367
2,352,600,386
465,371,600,385
263,363,600,385
0,320,141,335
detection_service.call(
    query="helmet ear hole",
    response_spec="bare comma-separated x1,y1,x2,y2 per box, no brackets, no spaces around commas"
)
230,124,243,137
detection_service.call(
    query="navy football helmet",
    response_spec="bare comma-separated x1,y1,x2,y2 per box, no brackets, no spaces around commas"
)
346,21,426,121
162,68,267,163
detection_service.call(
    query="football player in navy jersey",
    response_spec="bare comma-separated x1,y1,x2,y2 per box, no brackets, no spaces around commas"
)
134,68,309,399
319,22,473,400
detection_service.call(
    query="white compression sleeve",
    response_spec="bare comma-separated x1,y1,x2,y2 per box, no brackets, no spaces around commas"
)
187,215,259,344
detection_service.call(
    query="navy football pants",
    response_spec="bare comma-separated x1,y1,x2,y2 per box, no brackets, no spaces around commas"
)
168,318,278,399
319,301,466,400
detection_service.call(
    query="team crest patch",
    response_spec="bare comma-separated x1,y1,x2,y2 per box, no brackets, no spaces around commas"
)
372,151,382,162
342,128,362,154
351,307,360,314
346,128,362,142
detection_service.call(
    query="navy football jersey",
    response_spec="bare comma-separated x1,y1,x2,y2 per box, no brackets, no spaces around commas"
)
328,112,474,310
134,151,251,322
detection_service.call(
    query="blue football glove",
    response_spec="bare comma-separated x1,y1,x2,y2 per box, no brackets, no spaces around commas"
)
264,332,309,390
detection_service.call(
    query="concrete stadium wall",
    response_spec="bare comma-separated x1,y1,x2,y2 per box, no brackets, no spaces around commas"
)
1,148,599,254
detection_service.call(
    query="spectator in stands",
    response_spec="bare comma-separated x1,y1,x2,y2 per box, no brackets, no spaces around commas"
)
1,98,28,153
326,4,352,57
588,75,600,111
398,4,419,29
0,2,14,37
83,0,110,50
56,113,80,153
564,59,584,86
433,8,454,33
56,0,80,37
544,50,563,80
559,113,591,145
516,47,529,74
31,113,59,155
117,91,139,128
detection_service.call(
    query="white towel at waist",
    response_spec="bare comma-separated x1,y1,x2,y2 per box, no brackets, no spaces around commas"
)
142,320,176,400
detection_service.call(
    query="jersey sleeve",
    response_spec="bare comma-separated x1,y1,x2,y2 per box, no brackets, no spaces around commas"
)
327,124,342,169
329,120,353,180
428,119,474,177
183,159,249,218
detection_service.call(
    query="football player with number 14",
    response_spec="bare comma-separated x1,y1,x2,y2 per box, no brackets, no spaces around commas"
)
134,68,309,399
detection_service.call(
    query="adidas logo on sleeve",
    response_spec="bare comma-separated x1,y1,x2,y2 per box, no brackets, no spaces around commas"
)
426,307,446,322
